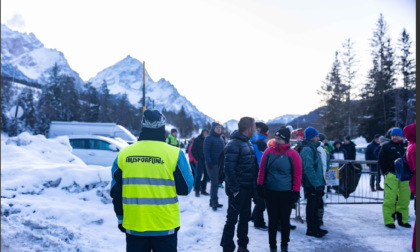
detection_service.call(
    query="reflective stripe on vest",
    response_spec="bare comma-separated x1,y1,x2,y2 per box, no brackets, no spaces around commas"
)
118,140,180,232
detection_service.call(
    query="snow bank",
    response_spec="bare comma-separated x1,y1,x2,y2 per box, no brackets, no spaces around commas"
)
1,132,415,252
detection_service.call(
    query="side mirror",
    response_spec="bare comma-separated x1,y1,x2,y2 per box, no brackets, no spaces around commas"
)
109,144,119,152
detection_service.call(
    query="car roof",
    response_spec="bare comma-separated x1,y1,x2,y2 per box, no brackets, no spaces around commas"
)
67,135,129,148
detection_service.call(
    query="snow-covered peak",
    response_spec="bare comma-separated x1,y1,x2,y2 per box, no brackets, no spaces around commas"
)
1,24,84,89
267,114,301,125
87,55,213,126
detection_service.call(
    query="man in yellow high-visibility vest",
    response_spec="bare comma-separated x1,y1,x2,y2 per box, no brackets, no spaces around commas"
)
111,109,194,252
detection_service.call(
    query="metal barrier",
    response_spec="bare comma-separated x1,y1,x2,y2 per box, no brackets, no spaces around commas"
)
292,160,383,223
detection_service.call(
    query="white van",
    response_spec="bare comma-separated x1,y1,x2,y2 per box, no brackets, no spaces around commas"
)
48,121,137,144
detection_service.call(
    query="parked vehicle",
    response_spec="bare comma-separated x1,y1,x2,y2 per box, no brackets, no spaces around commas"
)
68,135,128,166
48,121,137,144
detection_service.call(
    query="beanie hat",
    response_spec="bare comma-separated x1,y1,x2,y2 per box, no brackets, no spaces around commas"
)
319,133,326,142
390,127,404,137
286,125,293,133
304,126,319,140
139,109,166,142
275,128,291,143
345,135,351,141
171,128,178,134
142,109,166,129
373,134,381,139
256,122,269,133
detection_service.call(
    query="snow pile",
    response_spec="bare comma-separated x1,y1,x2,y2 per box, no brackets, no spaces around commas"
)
353,136,368,147
1,132,415,252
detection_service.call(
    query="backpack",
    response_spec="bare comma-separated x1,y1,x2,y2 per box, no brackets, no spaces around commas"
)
394,152,414,182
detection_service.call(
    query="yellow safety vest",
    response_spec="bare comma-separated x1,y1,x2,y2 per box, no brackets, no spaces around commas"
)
117,140,180,232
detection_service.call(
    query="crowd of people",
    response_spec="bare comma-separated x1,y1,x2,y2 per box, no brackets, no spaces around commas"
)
110,108,416,252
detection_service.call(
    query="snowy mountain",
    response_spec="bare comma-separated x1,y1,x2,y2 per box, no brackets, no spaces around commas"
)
0,24,213,126
87,55,213,126
267,114,301,125
222,119,238,133
1,24,84,90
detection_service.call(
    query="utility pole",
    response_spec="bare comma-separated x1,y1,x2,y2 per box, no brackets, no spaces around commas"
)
139,61,146,132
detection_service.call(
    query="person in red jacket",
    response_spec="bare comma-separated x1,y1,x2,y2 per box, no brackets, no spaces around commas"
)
403,122,416,252
257,127,302,252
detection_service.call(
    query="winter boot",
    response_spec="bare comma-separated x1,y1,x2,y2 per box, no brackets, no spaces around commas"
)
318,228,328,235
385,223,396,229
195,190,200,197
270,249,277,252
306,229,324,238
280,246,288,252
254,224,268,231
201,190,209,196
395,212,411,227
237,247,249,252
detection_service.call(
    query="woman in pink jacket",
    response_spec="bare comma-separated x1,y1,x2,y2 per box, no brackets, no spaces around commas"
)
403,122,416,252
257,127,302,252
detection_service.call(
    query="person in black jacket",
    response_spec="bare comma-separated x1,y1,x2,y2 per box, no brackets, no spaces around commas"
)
220,117,258,252
342,136,356,160
378,127,411,229
191,129,210,197
365,134,383,191
204,122,226,210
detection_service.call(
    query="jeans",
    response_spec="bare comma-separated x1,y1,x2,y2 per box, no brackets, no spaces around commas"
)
369,164,381,189
194,160,209,192
206,164,220,205
126,229,178,252
220,187,253,252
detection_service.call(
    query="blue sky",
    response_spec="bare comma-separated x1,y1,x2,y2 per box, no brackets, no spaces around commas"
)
1,0,416,122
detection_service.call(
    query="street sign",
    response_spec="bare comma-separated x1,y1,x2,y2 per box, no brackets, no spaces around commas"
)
9,105,24,119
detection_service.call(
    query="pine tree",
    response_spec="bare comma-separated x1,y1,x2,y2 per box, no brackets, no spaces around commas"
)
37,63,62,134
397,28,416,125
80,82,100,122
360,14,396,138
59,75,80,121
17,87,38,132
318,51,347,139
1,78,12,134
341,38,358,136
98,80,112,122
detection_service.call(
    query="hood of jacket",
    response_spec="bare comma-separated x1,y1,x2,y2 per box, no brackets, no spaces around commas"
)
403,122,416,143
210,122,222,137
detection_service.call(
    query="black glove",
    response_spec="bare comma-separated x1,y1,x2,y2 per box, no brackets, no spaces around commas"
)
315,186,325,197
257,185,265,199
290,190,300,204
118,224,126,233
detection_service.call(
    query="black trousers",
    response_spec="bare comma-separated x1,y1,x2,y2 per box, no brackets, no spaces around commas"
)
194,160,209,192
220,187,253,252
265,190,293,249
252,189,266,226
126,230,178,252
304,187,322,232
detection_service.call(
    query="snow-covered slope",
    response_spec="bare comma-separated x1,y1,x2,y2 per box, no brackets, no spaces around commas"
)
1,24,84,90
88,56,213,126
267,114,301,125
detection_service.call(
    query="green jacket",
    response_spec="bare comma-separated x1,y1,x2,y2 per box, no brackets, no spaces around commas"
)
166,134,180,147
300,140,325,188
